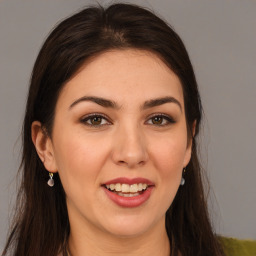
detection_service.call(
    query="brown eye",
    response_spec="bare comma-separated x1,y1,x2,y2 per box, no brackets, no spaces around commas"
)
81,114,110,126
152,116,163,125
90,116,102,125
146,114,175,126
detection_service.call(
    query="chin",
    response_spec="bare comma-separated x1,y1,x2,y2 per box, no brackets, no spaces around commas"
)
107,226,150,238
101,214,159,238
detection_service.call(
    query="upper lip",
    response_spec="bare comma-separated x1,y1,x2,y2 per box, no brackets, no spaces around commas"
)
102,177,154,186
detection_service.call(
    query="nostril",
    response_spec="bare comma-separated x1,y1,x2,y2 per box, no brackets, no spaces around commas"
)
118,160,126,165
116,159,146,168
138,160,145,165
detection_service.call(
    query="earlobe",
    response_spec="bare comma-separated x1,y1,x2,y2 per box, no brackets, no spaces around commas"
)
31,121,57,173
192,120,197,137
184,120,197,167
183,142,193,168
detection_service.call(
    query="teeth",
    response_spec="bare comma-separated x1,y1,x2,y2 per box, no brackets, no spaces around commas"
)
105,183,148,193
130,184,138,193
117,192,140,197
138,183,143,191
122,184,130,192
115,183,122,192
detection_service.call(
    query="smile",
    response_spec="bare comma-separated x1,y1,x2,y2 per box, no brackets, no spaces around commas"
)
105,183,149,196
102,178,154,207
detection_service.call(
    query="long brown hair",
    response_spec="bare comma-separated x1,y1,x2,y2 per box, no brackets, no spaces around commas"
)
2,3,224,256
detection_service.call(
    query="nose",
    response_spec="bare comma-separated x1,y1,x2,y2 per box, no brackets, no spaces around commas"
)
111,125,148,169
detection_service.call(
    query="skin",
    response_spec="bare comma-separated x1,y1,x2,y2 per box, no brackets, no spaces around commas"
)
32,49,193,256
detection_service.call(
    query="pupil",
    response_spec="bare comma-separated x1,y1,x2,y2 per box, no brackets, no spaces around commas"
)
153,116,163,124
92,116,101,125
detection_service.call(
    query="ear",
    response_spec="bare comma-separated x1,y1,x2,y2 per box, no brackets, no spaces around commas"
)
183,120,197,168
31,121,58,173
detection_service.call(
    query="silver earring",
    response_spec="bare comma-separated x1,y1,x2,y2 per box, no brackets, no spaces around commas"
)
180,168,186,186
47,172,54,187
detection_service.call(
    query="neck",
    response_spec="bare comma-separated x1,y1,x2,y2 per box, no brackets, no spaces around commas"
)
67,217,170,256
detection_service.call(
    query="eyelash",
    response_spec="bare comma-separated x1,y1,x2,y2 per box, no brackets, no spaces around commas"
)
145,113,175,126
80,113,175,127
80,113,112,127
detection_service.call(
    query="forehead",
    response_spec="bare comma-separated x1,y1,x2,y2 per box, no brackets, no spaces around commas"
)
58,49,184,108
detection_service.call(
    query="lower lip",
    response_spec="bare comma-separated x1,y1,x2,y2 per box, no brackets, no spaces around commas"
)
103,186,154,208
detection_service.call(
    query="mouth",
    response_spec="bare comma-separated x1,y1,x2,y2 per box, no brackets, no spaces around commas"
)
102,177,154,207
103,183,151,197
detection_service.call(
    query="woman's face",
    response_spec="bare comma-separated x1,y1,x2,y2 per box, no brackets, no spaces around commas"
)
48,49,192,237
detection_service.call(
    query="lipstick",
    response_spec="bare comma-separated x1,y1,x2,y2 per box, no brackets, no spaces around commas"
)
102,177,154,208
103,177,154,186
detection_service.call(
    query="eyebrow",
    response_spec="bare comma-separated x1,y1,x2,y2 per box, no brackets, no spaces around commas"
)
69,96,118,109
142,96,182,111
69,96,182,111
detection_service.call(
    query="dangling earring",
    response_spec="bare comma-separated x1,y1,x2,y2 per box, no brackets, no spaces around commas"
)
47,172,54,187
180,168,186,186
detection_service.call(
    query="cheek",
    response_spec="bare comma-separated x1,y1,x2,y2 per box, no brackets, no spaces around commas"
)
52,130,110,190
147,134,188,215
149,134,188,178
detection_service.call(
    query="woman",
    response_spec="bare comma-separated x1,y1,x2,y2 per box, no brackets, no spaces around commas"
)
2,3,225,256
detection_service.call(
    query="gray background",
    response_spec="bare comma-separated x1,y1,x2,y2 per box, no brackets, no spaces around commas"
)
0,0,255,250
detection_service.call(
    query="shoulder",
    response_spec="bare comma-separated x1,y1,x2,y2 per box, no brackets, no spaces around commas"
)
219,236,256,256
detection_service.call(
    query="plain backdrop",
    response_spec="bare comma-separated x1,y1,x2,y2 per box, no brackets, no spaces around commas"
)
0,0,256,251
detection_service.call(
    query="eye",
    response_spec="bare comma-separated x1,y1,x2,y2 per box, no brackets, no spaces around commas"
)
146,114,175,126
81,114,111,126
